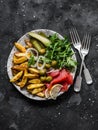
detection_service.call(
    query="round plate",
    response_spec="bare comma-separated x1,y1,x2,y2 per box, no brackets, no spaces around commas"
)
7,29,77,100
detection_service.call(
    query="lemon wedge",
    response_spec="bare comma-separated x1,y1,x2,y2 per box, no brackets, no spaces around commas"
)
50,84,63,100
45,88,50,99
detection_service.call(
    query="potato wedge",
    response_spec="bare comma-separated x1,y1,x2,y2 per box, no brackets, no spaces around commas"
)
36,92,45,98
13,56,27,64
31,87,45,95
14,52,26,57
14,42,26,52
17,69,28,88
25,39,33,47
20,62,28,66
10,71,23,82
13,55,18,61
15,52,31,58
27,84,44,89
12,69,19,76
24,73,39,79
12,65,28,71
28,68,39,74
25,45,30,49
28,79,41,84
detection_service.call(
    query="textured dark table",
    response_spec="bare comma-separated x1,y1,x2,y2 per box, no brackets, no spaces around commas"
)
0,0,98,130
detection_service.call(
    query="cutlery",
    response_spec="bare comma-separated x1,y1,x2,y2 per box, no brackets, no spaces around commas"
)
69,28,93,85
74,34,91,92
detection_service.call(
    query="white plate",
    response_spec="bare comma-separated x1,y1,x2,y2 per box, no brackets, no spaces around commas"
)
7,29,77,100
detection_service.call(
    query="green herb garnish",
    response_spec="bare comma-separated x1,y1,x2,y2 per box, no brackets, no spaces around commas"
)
28,55,35,67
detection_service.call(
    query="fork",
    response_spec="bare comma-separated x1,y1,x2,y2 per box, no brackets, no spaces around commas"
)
70,28,93,85
74,34,91,92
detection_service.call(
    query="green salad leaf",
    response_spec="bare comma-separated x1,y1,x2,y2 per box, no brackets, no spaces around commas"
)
45,34,77,70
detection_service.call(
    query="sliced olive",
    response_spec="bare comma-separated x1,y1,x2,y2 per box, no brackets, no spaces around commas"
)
45,63,51,69
46,76,52,82
51,60,57,67
39,69,46,75
40,76,46,82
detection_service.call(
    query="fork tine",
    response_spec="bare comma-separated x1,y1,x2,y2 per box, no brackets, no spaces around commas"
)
71,28,78,43
85,34,88,49
86,34,89,49
73,28,81,42
69,29,76,45
70,27,81,45
84,34,88,49
82,34,91,50
87,34,91,50
82,34,86,49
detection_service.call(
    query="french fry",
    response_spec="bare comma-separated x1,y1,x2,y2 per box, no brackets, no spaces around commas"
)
15,52,31,59
12,69,19,76
14,52,25,57
36,92,45,98
13,55,18,61
27,84,44,89
28,79,41,84
10,71,23,82
25,45,30,49
14,42,26,52
24,73,39,79
13,56,27,64
31,87,45,95
20,62,28,66
25,39,33,48
28,68,39,74
12,65,28,71
17,69,28,88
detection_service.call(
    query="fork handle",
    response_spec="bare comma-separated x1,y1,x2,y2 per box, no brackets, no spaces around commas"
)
79,52,93,84
83,68,93,84
74,76,82,92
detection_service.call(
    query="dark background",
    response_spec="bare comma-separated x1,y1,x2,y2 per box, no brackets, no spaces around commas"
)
0,0,98,130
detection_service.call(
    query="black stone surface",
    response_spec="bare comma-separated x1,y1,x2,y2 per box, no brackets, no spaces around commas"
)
0,0,98,130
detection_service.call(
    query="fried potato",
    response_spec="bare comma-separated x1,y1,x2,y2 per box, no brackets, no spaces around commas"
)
24,73,39,79
17,69,28,88
12,64,28,71
12,69,19,76
25,39,33,48
20,62,28,66
14,52,26,57
31,87,45,95
15,52,31,59
12,62,28,71
28,68,39,74
14,42,26,52
10,71,23,82
13,55,18,61
25,45,30,49
28,79,41,84
13,56,27,64
36,92,45,98
27,84,44,89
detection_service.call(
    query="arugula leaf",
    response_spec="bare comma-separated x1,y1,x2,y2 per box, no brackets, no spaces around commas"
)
45,34,77,70
28,54,35,67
